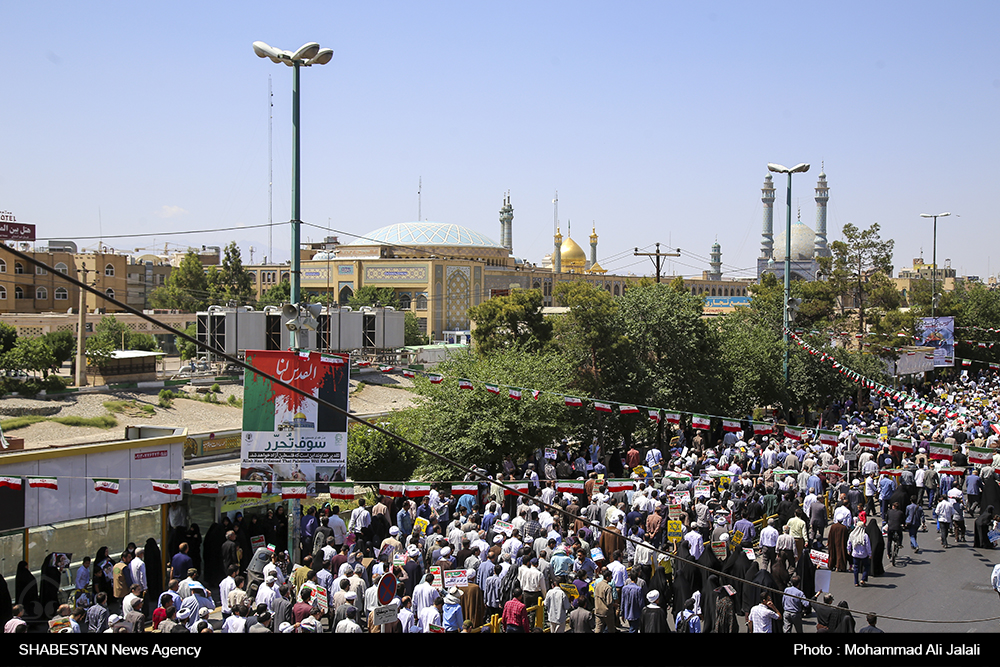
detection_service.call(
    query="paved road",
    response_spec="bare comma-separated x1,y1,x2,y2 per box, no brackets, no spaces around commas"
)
811,521,1000,634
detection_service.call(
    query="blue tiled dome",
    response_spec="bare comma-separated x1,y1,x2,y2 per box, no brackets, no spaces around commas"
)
349,222,504,249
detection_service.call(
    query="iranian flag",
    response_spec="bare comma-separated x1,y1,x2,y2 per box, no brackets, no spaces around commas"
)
402,369,415,378
236,481,262,499
357,360,371,368
818,430,839,446
991,423,1000,436
606,479,634,493
753,422,773,435
619,405,639,414
504,481,529,496
565,396,583,407
648,410,661,423
509,388,522,400
557,480,585,494
783,426,803,441
406,482,431,498
0,476,22,491
27,476,58,490
968,446,993,465
857,435,879,449
298,351,311,360
429,375,444,384
94,478,120,494
722,420,741,433
379,366,394,373
379,483,405,498
321,355,345,365
962,359,971,367
190,480,219,495
191,479,219,496
531,390,541,401
151,479,181,496
664,412,681,425
928,443,953,461
329,482,356,501
889,438,913,454
281,482,309,499
451,483,478,496
485,384,501,395
594,402,613,413
458,379,473,390
691,414,711,429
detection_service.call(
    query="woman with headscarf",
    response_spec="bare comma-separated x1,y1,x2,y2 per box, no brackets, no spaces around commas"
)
712,582,740,633
739,560,759,618
750,566,781,632
670,542,699,618
201,522,225,589
39,553,61,620
980,469,1000,517
974,506,996,548
795,544,817,600
700,573,720,634
719,545,751,614
234,521,252,572
865,517,885,577
832,600,855,633
0,570,11,628
92,547,112,598
648,563,672,614
144,537,163,606
15,561,42,629
187,523,203,574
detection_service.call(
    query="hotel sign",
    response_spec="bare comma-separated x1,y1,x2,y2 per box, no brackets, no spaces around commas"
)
0,211,34,242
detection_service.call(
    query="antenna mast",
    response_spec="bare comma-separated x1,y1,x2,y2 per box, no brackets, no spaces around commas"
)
268,74,273,262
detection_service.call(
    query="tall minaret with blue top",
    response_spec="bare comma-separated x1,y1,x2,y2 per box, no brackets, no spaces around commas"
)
814,166,830,258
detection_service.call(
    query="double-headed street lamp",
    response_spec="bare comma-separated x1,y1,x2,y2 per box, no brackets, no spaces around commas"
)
253,41,334,348
919,212,951,319
767,162,810,388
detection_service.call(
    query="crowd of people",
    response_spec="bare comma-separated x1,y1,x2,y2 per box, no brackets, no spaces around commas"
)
3,369,999,634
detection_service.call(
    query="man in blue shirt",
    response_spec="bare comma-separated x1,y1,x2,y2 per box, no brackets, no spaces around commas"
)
442,588,464,632
879,474,897,521
966,470,982,515
782,575,808,633
619,570,647,632
396,500,414,538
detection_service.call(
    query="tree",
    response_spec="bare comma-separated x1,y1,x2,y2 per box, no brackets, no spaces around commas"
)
348,285,399,310
175,323,199,361
616,282,723,414
149,250,208,312
0,337,55,376
0,322,16,356
714,306,786,417
256,279,290,308
347,410,424,487
42,331,76,367
207,242,256,306
404,311,429,346
467,289,552,355
414,347,573,479
87,315,159,356
829,222,895,340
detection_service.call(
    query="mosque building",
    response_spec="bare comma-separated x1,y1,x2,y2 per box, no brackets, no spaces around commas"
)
756,167,831,283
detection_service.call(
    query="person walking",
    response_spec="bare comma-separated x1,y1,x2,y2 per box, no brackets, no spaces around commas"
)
936,495,955,548
905,496,923,554
848,522,872,587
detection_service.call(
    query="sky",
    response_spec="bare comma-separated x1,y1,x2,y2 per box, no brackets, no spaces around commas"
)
2,1,998,281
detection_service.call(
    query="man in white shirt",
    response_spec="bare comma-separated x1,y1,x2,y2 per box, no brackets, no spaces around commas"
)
254,574,279,611
329,508,349,548
419,597,444,632
748,592,782,633
262,551,286,586
759,518,779,571
130,548,147,600
544,580,571,633
348,499,372,537
412,573,440,617
219,565,238,619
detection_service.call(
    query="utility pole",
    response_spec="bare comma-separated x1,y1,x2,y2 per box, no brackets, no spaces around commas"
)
633,243,680,283
75,264,88,387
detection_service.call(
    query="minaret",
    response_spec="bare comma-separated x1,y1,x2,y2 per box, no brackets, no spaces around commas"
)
589,225,598,269
553,227,563,274
709,241,722,280
499,191,513,252
761,174,775,259
814,166,830,257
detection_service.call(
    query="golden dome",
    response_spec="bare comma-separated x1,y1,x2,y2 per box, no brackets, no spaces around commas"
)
560,236,587,268
587,261,607,275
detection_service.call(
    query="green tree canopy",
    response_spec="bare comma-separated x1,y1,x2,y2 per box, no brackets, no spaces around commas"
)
207,242,256,306
348,286,399,310
149,250,208,312
404,311,429,346
347,409,423,487
467,289,551,355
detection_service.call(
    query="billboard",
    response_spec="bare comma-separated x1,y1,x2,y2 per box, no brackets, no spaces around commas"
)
241,350,350,486
918,316,955,367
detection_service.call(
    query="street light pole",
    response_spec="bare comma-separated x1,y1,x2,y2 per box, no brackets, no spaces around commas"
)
253,41,333,349
920,212,951,319
767,162,810,389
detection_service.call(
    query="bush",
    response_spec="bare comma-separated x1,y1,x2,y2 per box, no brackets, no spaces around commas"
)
103,400,130,413
140,404,155,415
227,394,243,408
211,383,221,393
158,389,175,408
52,415,118,428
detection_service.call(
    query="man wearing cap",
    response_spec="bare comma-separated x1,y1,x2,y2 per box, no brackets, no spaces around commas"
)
441,586,464,632
334,606,363,633
255,573,280,611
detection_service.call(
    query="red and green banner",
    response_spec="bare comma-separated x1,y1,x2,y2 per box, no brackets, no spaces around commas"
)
0,476,22,490
565,396,583,407
329,482,356,501
242,349,350,485
691,415,711,429
969,446,993,465
27,476,58,490
557,480,585,494
458,379,473,390
451,483,478,496
236,481,263,499
928,443,953,461
191,480,219,495
151,479,181,496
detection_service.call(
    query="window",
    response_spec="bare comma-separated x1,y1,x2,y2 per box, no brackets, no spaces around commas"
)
55,287,68,301
613,285,620,296
105,288,115,300
0,258,5,273
0,286,5,299
54,262,68,274
36,265,47,275
15,286,25,299
398,293,412,310
105,263,115,277
36,287,48,300
15,262,24,274
416,293,428,310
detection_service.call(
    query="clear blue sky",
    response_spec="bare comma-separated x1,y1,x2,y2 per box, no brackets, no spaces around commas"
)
2,1,997,280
